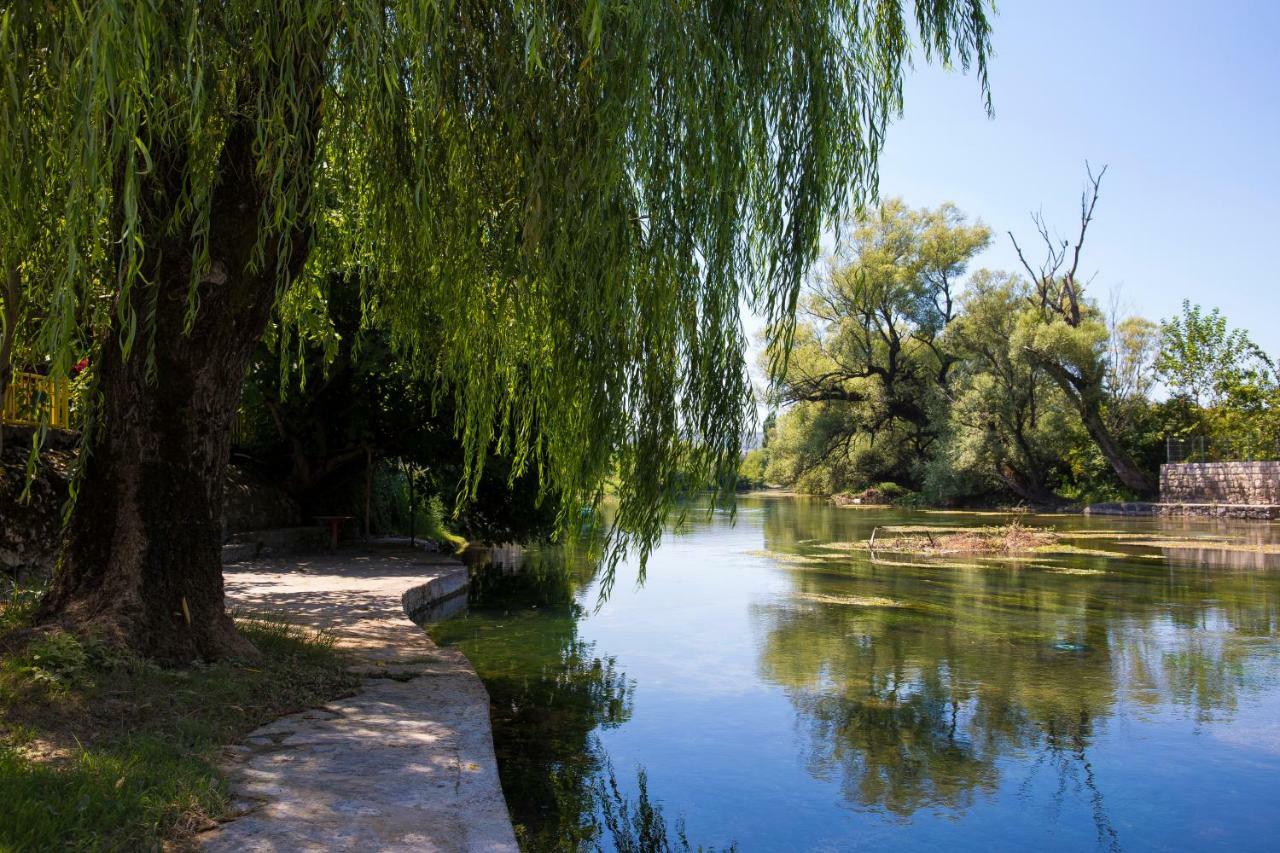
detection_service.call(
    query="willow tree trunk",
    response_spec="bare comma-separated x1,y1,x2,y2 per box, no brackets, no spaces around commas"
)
1076,398,1158,498
38,118,315,662
1039,361,1158,499
995,463,1064,508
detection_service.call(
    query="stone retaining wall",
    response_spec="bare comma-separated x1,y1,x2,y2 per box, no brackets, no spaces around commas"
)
1160,462,1280,505
1156,502,1280,521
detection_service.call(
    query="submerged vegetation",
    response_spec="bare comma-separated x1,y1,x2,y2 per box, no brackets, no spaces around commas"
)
432,550,745,852
430,550,632,850
595,765,738,853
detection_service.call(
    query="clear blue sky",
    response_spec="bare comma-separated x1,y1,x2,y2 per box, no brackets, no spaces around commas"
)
867,0,1280,355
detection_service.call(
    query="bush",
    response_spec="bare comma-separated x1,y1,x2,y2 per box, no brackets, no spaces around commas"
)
369,462,459,546
736,449,769,490
834,482,915,505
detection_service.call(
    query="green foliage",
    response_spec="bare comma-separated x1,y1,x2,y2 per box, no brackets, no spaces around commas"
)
1153,301,1279,460
931,271,1081,504
240,276,559,544
1003,166,1157,496
1155,301,1274,408
1,1,994,583
1106,315,1159,408
370,463,457,546
8,631,93,692
872,482,912,501
737,448,770,490
0,620,357,850
0,584,42,635
767,199,991,494
762,191,1275,504
1206,385,1280,461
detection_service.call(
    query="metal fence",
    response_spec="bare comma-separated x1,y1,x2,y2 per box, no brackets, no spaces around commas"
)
1,372,71,429
1166,435,1280,464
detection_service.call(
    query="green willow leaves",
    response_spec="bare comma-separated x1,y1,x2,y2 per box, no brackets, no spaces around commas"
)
1,2,992,575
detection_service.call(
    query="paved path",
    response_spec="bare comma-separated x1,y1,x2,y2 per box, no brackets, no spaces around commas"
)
201,544,518,852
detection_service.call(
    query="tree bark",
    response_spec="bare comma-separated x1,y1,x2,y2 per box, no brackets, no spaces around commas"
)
1040,360,1157,498
38,111,318,661
994,462,1064,508
1075,394,1158,497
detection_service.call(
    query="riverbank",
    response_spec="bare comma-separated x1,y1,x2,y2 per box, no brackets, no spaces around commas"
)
204,543,517,851
0,612,359,850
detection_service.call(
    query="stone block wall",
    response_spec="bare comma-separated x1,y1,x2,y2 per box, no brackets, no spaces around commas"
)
223,465,302,538
1160,462,1280,505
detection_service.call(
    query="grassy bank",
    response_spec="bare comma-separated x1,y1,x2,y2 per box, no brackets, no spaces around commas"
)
0,590,359,851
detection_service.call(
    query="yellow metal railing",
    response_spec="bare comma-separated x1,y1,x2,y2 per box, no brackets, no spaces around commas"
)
1,371,71,429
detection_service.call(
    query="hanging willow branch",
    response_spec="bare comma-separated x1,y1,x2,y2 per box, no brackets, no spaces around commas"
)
0,1,992,581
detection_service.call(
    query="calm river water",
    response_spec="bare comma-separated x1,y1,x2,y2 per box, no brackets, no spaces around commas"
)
428,496,1280,852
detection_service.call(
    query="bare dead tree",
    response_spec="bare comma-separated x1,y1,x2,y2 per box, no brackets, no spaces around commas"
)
1008,165,1157,498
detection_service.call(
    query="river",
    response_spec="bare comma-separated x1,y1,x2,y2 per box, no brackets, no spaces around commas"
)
427,496,1280,851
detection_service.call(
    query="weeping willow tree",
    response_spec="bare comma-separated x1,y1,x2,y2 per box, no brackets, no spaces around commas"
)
2,2,992,661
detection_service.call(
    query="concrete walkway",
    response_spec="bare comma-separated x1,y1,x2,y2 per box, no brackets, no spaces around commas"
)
201,544,518,852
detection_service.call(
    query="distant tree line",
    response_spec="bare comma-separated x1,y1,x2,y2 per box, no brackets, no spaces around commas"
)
743,172,1280,506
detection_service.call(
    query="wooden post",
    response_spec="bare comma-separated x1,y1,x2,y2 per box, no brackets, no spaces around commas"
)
407,460,416,546
364,446,372,540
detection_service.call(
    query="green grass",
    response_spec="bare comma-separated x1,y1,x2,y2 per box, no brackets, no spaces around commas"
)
0,606,360,852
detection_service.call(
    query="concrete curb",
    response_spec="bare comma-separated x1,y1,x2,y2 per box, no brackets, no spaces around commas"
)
204,547,518,852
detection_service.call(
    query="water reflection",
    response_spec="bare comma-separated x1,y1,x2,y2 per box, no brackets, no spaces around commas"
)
430,502,1280,851
753,506,1280,847
433,545,633,850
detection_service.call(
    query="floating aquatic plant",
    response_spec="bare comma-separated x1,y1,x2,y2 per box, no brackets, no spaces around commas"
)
855,522,1059,556
794,593,905,608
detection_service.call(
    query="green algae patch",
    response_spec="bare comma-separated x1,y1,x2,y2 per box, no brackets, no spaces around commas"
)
1116,537,1280,555
1030,543,1129,558
871,556,993,571
1060,532,1280,554
819,541,866,551
918,509,1074,519
795,592,906,608
1042,566,1108,576
745,550,829,565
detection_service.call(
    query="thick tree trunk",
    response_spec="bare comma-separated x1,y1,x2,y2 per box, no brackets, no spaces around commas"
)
994,462,1064,508
1040,361,1158,499
38,279,270,660
38,117,316,661
1075,397,1157,498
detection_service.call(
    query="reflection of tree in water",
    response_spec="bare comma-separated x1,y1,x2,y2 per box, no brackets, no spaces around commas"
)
753,516,1280,849
759,495,876,550
1022,710,1120,853
789,683,1002,816
430,547,634,851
